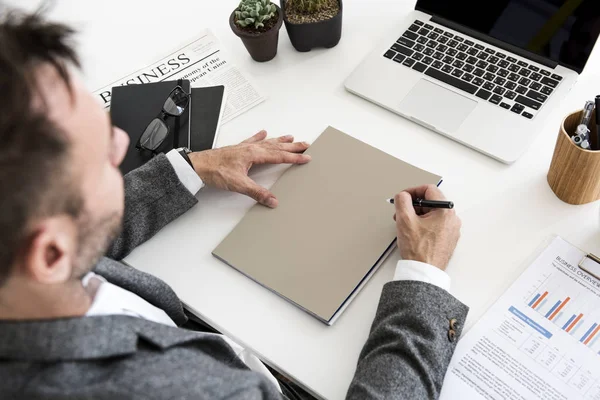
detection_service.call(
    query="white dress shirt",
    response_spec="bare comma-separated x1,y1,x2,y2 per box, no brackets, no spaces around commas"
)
83,149,451,390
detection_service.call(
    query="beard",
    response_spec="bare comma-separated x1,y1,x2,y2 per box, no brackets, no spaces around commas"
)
71,209,123,279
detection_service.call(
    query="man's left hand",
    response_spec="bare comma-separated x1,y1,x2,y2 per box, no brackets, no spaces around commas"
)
188,130,311,208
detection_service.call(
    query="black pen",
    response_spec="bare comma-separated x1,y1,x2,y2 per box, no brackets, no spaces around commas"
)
595,95,600,150
387,198,454,209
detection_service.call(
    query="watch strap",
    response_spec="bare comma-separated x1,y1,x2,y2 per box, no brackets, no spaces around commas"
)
178,148,193,169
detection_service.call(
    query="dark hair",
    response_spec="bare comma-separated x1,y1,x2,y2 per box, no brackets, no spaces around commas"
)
0,9,83,285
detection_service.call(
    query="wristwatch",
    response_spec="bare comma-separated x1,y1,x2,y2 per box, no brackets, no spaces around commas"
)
177,147,193,169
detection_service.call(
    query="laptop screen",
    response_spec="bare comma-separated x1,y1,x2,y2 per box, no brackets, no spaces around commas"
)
416,0,600,73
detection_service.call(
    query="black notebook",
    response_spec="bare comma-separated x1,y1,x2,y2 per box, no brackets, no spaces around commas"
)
190,85,226,151
110,80,225,175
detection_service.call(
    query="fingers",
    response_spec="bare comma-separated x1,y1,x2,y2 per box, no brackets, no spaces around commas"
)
278,141,310,154
245,133,294,145
403,184,447,201
400,185,428,200
242,130,268,144
275,135,294,143
423,185,446,201
394,192,417,223
258,150,312,165
239,177,278,208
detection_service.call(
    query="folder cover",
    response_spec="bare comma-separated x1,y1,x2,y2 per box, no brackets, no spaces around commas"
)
212,126,442,324
190,85,226,152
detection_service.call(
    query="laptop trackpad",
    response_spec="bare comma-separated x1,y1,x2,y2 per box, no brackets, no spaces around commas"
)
398,79,477,133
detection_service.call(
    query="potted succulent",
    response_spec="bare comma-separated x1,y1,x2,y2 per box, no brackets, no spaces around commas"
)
281,0,343,52
230,0,284,62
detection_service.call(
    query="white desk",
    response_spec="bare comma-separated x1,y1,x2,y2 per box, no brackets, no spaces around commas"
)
11,1,600,399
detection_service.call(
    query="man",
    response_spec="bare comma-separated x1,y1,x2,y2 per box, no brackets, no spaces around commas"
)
0,9,468,400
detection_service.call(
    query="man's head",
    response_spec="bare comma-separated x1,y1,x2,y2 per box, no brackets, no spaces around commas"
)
0,9,129,317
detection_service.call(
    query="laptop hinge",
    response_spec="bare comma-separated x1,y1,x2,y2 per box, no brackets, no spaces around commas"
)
429,15,559,70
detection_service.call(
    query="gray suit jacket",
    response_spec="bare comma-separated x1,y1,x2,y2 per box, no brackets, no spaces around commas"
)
0,155,468,400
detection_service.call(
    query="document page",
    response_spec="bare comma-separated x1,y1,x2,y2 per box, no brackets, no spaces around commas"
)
93,29,265,124
440,236,600,400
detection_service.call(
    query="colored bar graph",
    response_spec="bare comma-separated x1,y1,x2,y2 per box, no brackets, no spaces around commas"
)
549,297,570,321
584,324,600,346
525,289,598,348
581,323,598,343
563,314,576,330
529,293,541,307
545,300,562,318
566,314,583,333
537,299,548,311
554,312,564,324
532,291,548,309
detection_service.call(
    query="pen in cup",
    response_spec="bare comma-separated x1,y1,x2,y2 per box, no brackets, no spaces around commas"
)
572,124,591,150
572,100,595,150
579,100,595,127
387,198,454,209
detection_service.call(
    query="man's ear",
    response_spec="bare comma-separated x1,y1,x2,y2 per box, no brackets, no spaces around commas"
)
22,217,77,284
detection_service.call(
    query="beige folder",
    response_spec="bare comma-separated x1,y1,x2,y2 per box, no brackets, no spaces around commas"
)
212,127,441,324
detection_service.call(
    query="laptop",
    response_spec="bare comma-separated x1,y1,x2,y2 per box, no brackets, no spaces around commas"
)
344,0,600,164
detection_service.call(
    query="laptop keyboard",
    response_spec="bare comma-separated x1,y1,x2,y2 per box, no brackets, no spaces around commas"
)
383,19,563,119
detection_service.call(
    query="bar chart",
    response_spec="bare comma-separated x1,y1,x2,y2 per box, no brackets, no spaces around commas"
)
526,276,600,353
580,323,600,346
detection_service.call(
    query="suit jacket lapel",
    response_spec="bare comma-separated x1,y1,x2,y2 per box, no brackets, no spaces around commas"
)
94,258,188,326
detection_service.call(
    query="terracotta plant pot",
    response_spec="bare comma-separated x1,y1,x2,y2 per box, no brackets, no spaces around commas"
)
229,4,284,62
281,0,343,52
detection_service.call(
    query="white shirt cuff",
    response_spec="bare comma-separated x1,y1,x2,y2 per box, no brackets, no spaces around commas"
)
394,260,451,292
166,149,204,195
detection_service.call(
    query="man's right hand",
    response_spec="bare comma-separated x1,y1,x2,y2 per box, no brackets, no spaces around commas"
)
393,185,462,271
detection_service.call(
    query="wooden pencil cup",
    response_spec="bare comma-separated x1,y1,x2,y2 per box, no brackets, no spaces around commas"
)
547,109,600,205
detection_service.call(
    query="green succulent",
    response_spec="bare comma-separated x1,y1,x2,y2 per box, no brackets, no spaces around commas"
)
235,0,277,29
288,0,326,13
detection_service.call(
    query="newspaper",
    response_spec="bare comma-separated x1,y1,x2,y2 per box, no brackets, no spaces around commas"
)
93,29,265,124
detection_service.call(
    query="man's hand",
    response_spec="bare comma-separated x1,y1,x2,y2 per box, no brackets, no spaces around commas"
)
394,185,461,271
188,130,311,208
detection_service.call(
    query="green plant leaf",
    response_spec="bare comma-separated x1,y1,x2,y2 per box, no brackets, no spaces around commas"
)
256,22,264,28
236,0,278,26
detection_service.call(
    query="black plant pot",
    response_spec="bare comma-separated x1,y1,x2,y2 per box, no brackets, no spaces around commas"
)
281,0,343,52
230,5,284,62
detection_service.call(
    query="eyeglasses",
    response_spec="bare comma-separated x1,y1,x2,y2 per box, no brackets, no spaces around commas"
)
136,85,190,153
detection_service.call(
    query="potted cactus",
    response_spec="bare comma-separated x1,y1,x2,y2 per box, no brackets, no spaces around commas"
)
282,0,343,52
230,0,284,62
